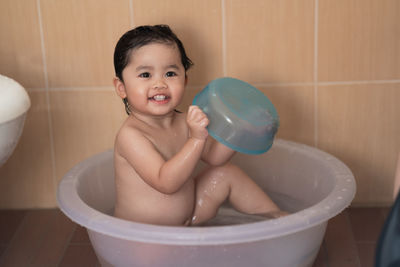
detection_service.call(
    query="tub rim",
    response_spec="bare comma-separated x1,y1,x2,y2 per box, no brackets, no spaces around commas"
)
57,139,356,246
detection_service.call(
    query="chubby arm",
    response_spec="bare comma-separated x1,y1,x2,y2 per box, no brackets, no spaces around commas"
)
116,106,209,194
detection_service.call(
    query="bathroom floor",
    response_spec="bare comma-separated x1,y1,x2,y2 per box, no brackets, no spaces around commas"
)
0,207,389,267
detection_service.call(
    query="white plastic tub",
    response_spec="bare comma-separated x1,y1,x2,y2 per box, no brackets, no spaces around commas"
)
58,139,356,267
0,74,30,167
0,114,27,166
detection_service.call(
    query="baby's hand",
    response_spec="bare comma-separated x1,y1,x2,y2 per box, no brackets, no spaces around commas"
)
187,105,209,140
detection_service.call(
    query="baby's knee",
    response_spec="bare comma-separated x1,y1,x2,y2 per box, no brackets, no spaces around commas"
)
199,163,244,189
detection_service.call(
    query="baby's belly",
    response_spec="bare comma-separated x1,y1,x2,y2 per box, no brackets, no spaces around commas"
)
115,180,195,226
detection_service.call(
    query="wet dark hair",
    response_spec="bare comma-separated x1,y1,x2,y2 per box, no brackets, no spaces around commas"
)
114,25,193,115
114,24,193,82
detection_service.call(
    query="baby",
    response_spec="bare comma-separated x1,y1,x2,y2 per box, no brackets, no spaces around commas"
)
113,25,286,226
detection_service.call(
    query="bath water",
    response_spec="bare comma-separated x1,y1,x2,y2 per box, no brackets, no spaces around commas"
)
106,192,306,226
203,191,307,226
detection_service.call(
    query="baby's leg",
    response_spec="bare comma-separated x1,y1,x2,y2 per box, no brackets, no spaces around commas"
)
191,163,283,225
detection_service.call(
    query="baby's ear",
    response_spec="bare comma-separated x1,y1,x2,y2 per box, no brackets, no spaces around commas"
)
113,77,127,99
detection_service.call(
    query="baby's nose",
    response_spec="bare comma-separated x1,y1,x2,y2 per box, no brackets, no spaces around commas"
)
153,78,167,89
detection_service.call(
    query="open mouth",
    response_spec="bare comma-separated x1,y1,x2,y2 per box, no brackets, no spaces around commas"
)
148,94,170,102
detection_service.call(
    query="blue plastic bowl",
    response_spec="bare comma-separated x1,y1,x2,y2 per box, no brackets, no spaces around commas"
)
193,77,279,154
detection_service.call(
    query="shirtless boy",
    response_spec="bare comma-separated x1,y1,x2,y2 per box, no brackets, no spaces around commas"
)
113,25,285,226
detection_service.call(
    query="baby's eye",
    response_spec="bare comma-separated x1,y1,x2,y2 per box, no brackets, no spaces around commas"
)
139,72,150,78
165,71,177,77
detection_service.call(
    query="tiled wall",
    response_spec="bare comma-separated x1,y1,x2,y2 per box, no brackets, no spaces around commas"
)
0,0,399,208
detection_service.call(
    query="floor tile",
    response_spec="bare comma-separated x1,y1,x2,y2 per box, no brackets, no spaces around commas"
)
70,225,91,244
348,207,386,242
0,210,26,244
324,210,361,267
0,210,55,267
0,244,7,259
357,242,376,267
59,244,99,267
381,207,391,220
29,210,76,266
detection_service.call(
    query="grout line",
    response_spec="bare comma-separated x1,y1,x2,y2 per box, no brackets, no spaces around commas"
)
36,0,49,90
55,223,78,267
0,212,28,264
26,86,115,92
221,0,227,76
313,0,319,148
29,211,58,266
37,0,58,204
24,79,400,93
129,0,134,28
48,86,115,92
252,82,315,88
345,209,362,267
317,79,400,86
26,87,47,92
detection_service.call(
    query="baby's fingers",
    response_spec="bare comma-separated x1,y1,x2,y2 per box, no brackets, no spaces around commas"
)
188,105,202,116
188,105,207,122
198,116,209,127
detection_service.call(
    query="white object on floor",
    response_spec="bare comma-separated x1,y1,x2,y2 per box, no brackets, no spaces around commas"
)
0,74,31,167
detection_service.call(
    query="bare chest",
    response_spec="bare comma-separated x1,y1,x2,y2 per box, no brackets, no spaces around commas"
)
138,114,189,160
149,128,188,159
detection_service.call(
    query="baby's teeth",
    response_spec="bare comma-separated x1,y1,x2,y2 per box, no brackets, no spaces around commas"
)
153,95,166,100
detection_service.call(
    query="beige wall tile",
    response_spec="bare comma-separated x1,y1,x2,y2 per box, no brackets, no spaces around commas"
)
318,0,400,81
318,83,400,205
0,0,44,88
50,89,126,182
0,91,54,208
41,0,131,87
132,0,223,86
260,85,315,145
177,87,201,112
225,0,314,83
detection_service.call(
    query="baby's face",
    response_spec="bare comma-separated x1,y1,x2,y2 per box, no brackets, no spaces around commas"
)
121,42,187,116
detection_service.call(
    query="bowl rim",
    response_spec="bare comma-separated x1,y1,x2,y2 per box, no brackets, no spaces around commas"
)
207,127,273,155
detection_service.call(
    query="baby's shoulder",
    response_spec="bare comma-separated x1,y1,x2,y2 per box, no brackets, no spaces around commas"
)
115,119,145,143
